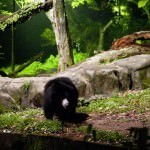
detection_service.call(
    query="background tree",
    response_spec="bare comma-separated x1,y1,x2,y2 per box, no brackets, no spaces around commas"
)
66,0,150,53
46,0,74,71
132,0,150,22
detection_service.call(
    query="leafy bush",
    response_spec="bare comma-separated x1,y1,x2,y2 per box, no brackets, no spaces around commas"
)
73,49,89,64
41,28,56,47
0,50,89,76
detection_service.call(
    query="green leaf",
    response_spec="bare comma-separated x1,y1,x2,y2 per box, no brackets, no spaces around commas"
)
138,0,149,8
71,0,94,8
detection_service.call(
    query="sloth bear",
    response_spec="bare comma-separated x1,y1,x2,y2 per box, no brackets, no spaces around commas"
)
43,77,78,121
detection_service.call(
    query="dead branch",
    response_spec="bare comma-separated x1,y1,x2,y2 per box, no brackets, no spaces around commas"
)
111,31,150,50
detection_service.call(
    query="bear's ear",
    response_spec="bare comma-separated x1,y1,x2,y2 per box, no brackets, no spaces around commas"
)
62,98,69,109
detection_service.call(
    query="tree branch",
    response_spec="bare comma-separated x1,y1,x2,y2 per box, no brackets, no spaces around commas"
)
0,0,53,31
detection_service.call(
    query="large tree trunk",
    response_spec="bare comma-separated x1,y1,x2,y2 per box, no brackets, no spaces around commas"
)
46,0,74,71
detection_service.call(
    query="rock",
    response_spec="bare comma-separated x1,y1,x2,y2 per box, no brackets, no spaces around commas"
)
0,53,150,110
0,92,20,110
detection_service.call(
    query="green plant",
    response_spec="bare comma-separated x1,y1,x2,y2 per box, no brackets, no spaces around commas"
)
73,49,89,64
0,50,90,77
41,28,56,47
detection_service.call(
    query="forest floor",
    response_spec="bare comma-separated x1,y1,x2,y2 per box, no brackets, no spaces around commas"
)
86,111,150,134
60,111,150,141
0,89,150,147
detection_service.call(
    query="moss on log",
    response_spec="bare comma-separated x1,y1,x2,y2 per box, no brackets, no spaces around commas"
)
0,0,53,31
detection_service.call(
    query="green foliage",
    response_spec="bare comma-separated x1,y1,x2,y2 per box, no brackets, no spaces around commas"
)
43,55,58,69
78,88,150,113
73,50,89,64
71,0,95,8
17,61,43,76
0,50,89,76
131,0,150,21
16,55,58,76
0,2,45,31
15,0,35,8
40,28,56,47
0,0,13,14
138,0,149,8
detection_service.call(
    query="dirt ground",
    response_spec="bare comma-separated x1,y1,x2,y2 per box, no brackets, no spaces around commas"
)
57,110,150,147
86,111,150,134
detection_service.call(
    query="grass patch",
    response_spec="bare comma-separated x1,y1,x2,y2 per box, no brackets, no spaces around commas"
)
0,108,61,134
76,124,129,144
78,88,150,113
0,108,129,145
0,108,129,144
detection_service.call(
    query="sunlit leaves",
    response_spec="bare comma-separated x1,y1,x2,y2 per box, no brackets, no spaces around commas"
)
41,28,56,47
15,0,35,8
0,49,89,76
71,0,95,8
132,0,150,20
138,0,149,8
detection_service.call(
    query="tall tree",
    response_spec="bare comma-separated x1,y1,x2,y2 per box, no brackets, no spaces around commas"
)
46,0,74,71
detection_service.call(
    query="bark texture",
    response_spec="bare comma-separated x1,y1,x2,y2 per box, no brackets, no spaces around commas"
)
46,0,74,71
111,31,150,50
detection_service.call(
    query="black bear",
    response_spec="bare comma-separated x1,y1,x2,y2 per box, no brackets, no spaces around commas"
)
43,77,78,121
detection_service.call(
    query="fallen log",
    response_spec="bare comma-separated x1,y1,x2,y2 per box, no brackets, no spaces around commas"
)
111,31,150,50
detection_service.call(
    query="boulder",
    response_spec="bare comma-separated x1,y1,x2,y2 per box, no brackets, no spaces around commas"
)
0,54,150,110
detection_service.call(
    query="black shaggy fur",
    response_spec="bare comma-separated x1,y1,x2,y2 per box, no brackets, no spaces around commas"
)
43,77,78,121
